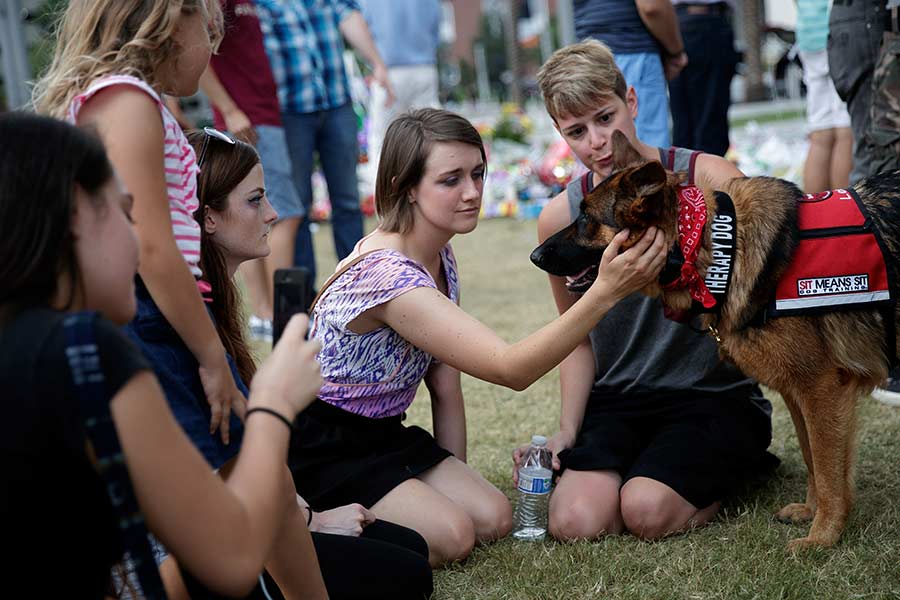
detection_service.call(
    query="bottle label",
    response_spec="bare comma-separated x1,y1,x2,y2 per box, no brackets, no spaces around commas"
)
517,472,552,495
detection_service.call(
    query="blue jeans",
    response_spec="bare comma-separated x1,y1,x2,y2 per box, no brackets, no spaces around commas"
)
282,103,364,283
615,52,671,148
255,124,305,221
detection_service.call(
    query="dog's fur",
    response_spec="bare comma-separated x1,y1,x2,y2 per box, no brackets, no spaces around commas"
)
531,131,900,551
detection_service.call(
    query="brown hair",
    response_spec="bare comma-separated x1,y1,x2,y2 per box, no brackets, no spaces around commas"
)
0,113,113,322
33,0,223,118
376,108,486,233
187,130,260,386
537,39,628,122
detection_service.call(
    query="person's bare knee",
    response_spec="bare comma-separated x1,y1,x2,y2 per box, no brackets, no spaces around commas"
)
471,489,512,542
620,478,704,540
808,129,836,148
432,510,476,565
549,494,623,541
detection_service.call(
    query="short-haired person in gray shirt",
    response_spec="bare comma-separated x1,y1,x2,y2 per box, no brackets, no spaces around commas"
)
514,39,778,542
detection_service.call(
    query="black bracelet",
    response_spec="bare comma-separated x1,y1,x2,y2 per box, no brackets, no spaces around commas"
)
665,47,684,59
304,505,313,526
246,406,294,432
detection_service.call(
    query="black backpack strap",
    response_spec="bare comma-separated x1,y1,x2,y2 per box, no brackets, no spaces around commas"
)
63,312,168,599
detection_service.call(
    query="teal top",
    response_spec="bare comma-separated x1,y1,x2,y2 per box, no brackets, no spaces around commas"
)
795,0,831,53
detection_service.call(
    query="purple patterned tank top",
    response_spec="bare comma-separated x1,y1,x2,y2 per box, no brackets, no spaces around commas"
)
310,246,460,418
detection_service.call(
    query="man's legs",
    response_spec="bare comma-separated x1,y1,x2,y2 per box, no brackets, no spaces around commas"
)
317,102,364,262
867,29,900,407
615,52,671,148
828,0,884,184
251,125,305,333
369,65,440,174
866,30,900,176
669,12,736,155
282,112,320,283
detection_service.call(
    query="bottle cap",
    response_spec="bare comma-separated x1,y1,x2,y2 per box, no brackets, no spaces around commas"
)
531,435,547,446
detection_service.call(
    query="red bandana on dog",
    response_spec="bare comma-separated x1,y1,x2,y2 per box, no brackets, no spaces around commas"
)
662,185,717,309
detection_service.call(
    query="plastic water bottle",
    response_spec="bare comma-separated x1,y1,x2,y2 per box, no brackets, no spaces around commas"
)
512,435,553,541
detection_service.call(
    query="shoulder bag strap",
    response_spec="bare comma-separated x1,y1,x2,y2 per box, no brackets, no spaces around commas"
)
63,311,168,600
308,250,379,315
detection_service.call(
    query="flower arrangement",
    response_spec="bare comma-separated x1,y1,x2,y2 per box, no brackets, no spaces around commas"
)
490,103,533,144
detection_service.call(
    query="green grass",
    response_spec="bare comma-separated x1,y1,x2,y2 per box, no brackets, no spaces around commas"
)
729,109,807,129
303,219,900,600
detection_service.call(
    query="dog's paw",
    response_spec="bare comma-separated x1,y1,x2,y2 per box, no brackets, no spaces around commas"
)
775,503,816,523
787,536,834,553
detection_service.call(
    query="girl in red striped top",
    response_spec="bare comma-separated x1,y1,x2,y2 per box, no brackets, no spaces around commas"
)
35,1,248,448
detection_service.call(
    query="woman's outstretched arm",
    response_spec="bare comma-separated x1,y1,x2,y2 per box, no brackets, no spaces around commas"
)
370,228,667,391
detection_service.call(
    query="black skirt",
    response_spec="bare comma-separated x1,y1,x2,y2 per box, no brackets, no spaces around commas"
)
288,400,452,510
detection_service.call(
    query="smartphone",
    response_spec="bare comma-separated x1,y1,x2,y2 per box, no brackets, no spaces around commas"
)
273,267,314,346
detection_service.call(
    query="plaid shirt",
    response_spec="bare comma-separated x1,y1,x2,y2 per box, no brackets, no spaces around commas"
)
255,0,359,114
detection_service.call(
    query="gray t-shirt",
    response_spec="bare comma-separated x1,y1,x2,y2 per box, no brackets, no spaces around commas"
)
565,148,770,414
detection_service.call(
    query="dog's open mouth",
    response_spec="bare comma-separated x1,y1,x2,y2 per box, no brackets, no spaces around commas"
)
565,264,599,293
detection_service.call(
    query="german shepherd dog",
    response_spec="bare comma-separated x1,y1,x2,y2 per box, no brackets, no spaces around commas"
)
530,131,900,551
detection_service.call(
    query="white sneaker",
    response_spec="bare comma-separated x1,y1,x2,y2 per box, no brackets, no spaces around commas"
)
871,368,900,407
248,314,273,343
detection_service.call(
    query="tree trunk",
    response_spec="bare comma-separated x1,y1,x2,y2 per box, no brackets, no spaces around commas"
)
502,0,522,105
742,0,767,102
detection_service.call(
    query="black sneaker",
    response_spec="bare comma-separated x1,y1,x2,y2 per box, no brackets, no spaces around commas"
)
872,367,900,407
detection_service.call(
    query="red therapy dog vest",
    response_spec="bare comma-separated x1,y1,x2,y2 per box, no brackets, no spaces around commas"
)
769,188,892,316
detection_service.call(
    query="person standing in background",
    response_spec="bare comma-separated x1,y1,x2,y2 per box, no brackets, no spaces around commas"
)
796,0,853,193
359,0,442,176
827,0,889,185
667,1,738,156
199,0,306,343
256,0,395,285
829,0,900,406
574,0,687,148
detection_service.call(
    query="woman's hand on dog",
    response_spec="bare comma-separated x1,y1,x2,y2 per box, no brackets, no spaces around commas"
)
511,429,575,484
590,227,667,302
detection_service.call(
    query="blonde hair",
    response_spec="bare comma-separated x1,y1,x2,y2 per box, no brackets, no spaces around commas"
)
376,108,486,234
537,39,628,122
33,0,223,118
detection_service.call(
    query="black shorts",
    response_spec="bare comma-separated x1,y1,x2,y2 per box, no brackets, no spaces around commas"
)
288,400,452,510
557,391,779,509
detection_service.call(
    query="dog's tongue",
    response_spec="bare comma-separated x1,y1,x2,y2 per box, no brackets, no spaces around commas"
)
565,266,592,284
663,306,691,323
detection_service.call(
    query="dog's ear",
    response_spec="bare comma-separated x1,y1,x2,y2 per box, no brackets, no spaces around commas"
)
628,160,667,196
611,130,643,169
619,161,668,225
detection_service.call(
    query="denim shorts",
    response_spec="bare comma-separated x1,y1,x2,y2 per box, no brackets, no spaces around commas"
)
122,278,246,469
256,124,305,221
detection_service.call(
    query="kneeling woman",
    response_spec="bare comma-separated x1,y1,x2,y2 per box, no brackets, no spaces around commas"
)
290,108,667,566
175,129,433,599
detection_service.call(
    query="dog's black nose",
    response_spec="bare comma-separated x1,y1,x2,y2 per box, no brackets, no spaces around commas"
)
530,246,546,268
